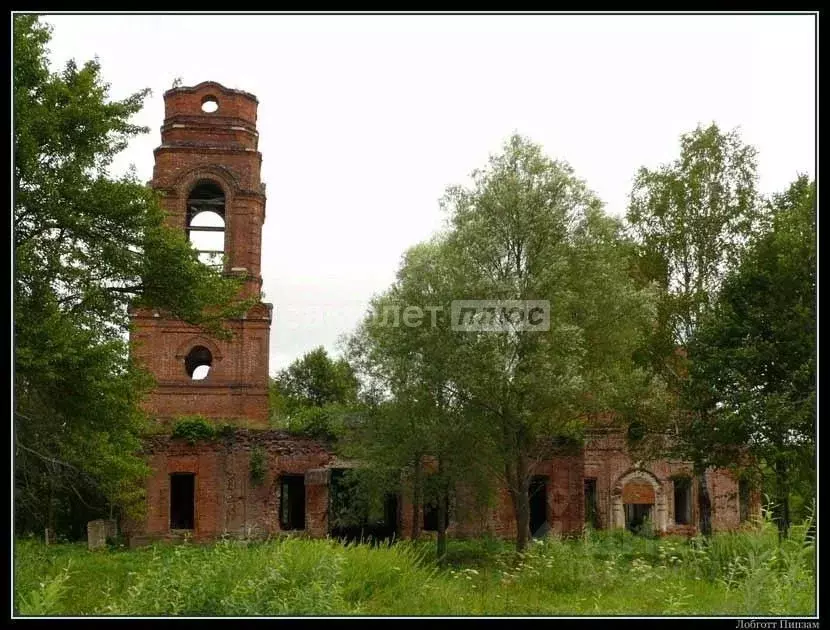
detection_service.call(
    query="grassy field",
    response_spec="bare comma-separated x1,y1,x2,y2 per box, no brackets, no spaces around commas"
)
14,517,815,617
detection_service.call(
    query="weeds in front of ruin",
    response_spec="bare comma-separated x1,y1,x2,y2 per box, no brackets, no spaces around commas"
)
14,510,815,616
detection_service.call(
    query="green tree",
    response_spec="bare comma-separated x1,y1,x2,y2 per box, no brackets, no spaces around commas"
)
626,123,763,536
442,135,660,551
346,240,494,559
13,15,249,537
349,135,661,553
688,176,816,537
269,346,360,437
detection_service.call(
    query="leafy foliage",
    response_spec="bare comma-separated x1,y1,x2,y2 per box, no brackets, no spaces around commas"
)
627,123,762,348
688,176,816,534
171,418,219,444
13,15,249,537
328,468,396,534
626,123,765,534
170,417,237,445
348,134,665,552
269,347,362,439
271,347,359,415
345,238,497,557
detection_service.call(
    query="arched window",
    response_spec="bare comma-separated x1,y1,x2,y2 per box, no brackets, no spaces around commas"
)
185,346,213,380
186,182,225,268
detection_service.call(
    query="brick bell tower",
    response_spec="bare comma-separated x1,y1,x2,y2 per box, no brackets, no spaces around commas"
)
130,81,272,429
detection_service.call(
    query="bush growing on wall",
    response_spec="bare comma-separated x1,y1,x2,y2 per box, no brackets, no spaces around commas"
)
171,417,222,444
171,417,216,444
171,417,239,444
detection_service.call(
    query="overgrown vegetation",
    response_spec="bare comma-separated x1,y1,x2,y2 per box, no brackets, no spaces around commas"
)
13,17,814,611
687,176,816,536
170,417,236,444
13,15,249,538
345,135,668,555
626,123,764,537
171,418,218,444
269,347,362,440
14,513,815,616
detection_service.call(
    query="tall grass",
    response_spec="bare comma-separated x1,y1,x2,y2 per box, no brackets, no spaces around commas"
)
14,513,815,617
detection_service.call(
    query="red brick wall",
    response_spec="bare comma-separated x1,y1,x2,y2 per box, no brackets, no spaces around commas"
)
125,432,334,543
163,82,259,127
130,311,271,426
128,80,271,427
127,429,748,546
397,453,585,540
584,428,745,534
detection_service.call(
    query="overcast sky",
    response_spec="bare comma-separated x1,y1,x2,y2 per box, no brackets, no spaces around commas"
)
39,13,816,373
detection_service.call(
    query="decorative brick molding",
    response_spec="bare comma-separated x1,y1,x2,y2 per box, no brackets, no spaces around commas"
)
612,468,667,532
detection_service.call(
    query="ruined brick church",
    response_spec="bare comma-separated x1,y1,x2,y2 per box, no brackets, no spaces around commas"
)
124,81,753,546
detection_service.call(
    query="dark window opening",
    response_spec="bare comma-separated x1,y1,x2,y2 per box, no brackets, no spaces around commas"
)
170,473,195,530
673,477,692,525
584,478,600,529
187,182,226,268
529,475,549,538
739,478,751,523
329,468,397,543
280,475,306,530
371,493,399,542
382,494,398,536
423,494,451,532
185,345,213,380
624,503,652,533
330,468,364,539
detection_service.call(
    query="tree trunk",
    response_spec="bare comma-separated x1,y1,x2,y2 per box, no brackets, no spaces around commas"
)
515,488,530,552
436,491,447,562
506,464,520,538
695,466,712,537
46,474,56,544
513,454,531,553
436,456,447,562
774,458,790,540
411,455,422,541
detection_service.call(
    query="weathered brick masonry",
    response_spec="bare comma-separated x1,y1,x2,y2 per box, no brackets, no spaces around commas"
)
584,428,747,534
129,82,270,427
126,431,334,545
126,81,753,546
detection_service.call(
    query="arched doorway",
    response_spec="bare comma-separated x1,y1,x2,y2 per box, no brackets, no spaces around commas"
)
611,469,667,533
622,479,655,533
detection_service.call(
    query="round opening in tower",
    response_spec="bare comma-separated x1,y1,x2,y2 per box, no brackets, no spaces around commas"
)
201,96,219,113
185,346,213,380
